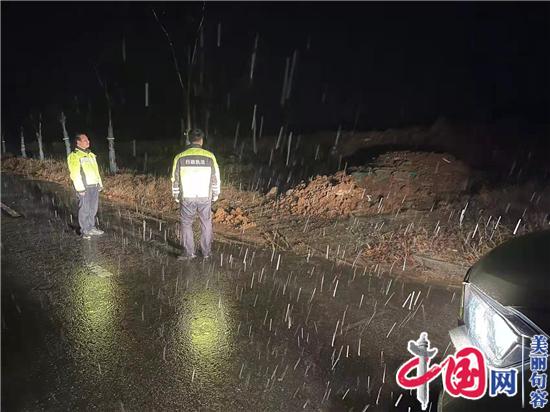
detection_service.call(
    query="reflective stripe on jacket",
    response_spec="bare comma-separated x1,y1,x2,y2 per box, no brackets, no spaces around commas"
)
67,148,103,192
171,144,220,201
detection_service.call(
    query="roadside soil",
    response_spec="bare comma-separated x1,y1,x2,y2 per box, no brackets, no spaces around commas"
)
3,124,548,285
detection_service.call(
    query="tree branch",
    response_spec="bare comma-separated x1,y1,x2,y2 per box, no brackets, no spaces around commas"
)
152,8,185,92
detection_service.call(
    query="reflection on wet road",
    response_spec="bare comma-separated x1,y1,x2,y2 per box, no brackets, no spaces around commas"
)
1,174,460,411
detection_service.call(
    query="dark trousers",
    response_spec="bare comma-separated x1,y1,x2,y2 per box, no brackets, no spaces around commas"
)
78,186,99,234
180,199,212,256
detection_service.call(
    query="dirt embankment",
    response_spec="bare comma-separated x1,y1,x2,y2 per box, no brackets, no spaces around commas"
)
2,157,178,213
1,156,257,233
3,148,548,283
254,148,548,275
270,151,471,218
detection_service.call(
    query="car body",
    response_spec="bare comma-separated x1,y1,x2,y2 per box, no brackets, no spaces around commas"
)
438,230,550,411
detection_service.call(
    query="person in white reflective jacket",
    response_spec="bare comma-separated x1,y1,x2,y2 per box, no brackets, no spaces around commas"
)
171,129,220,260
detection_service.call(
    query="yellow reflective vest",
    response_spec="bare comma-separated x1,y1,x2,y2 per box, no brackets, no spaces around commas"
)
171,144,220,201
67,148,103,192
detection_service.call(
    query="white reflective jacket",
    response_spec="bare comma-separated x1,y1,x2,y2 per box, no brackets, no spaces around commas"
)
171,145,220,201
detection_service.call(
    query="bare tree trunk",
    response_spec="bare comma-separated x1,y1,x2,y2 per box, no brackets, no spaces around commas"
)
152,8,193,136
20,127,27,158
205,108,210,138
107,107,117,174
189,3,205,131
180,117,185,146
60,111,71,155
199,46,205,90
36,113,45,160
180,118,189,146
192,104,197,133
94,65,117,174
1,132,6,155
186,47,192,132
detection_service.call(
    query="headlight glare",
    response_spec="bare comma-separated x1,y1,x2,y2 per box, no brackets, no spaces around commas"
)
464,284,541,368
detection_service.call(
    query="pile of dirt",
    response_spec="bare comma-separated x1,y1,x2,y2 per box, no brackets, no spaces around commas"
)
355,151,471,212
213,206,256,229
268,151,471,219
271,171,365,218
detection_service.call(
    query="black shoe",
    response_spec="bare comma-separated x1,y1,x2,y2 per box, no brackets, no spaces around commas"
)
177,254,196,261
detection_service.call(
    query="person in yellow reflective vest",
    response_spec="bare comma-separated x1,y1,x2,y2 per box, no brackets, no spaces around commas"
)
67,133,104,240
171,129,220,260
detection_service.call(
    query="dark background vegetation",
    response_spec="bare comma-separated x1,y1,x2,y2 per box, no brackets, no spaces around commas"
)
2,2,549,150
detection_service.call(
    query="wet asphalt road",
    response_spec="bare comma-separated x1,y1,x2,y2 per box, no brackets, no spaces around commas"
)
1,174,460,411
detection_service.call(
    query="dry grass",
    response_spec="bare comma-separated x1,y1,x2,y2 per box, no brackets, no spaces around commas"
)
1,157,253,221
2,157,71,186
3,155,547,280
360,222,507,267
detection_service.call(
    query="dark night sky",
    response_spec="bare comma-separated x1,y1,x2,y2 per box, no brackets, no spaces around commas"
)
1,2,549,143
